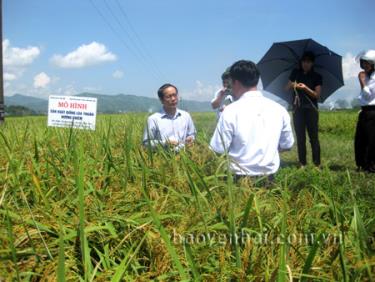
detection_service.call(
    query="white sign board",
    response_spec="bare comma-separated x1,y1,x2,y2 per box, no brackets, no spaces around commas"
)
48,96,97,130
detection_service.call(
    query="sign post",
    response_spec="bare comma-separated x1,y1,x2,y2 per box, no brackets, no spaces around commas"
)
48,96,97,130
0,0,4,124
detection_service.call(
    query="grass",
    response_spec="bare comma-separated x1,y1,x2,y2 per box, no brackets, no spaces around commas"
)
0,110,374,281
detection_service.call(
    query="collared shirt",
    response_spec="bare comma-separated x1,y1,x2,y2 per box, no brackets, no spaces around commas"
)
358,72,375,106
210,91,294,176
143,108,196,148
211,89,233,118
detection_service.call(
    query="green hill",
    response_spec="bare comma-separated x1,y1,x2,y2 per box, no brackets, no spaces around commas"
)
5,93,212,114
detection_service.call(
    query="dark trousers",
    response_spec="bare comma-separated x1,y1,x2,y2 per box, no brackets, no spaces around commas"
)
355,106,375,172
293,108,320,166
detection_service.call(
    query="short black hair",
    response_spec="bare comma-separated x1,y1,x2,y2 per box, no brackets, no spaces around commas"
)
229,60,259,88
221,68,230,81
157,83,178,100
301,51,315,62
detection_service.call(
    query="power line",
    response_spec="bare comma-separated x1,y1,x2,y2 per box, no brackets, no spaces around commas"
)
103,0,165,80
89,0,164,81
114,0,166,80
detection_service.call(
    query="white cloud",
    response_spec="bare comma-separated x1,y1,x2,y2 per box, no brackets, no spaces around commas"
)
34,72,51,88
342,52,361,80
51,41,117,68
112,70,124,79
322,52,363,105
3,39,40,67
181,80,219,101
4,73,17,81
3,39,40,81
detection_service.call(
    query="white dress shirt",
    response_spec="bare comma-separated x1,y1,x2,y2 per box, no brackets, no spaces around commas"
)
358,72,375,106
143,108,196,148
210,90,294,176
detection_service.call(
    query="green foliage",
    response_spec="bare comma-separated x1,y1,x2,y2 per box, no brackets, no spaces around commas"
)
0,111,374,281
4,105,37,116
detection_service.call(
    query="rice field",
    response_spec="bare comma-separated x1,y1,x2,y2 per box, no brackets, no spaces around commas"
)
0,111,374,281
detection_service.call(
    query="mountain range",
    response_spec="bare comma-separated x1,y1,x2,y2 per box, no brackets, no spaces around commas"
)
5,93,212,114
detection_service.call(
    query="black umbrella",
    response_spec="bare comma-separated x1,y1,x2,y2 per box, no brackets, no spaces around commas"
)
257,38,344,104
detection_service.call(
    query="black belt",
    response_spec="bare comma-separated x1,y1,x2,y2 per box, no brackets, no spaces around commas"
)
361,105,375,111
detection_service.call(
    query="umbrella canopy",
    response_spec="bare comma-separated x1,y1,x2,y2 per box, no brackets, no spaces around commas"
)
257,38,344,104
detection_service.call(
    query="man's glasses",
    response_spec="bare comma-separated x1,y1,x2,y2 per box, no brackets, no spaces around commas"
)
164,93,178,100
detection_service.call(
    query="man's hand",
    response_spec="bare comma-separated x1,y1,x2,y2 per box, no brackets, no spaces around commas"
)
185,136,194,146
211,88,228,109
219,88,229,98
295,83,320,99
167,138,179,146
296,83,307,90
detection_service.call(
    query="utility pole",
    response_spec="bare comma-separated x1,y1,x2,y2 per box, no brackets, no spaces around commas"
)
0,0,4,124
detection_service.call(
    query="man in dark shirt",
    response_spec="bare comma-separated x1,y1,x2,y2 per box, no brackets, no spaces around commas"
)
286,51,322,167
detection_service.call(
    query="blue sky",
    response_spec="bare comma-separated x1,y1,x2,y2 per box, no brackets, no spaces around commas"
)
4,0,375,103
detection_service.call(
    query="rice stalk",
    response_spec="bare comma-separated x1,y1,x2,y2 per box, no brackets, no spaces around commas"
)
141,166,189,281
110,233,147,282
75,141,92,280
276,187,289,282
57,218,66,282
5,206,21,282
347,171,373,281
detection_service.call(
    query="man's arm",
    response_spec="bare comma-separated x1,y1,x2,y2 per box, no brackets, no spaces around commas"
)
185,114,196,145
143,118,165,148
358,71,367,89
209,115,233,154
296,83,321,99
278,110,294,152
359,72,375,100
211,89,227,109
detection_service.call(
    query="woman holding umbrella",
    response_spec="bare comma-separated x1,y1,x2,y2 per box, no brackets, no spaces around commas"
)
355,50,375,173
286,51,322,167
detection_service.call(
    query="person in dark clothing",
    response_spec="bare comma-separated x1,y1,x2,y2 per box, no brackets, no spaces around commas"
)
286,51,322,167
354,50,375,173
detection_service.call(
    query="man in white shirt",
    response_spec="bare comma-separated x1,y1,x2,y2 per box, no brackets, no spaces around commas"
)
211,69,233,119
355,50,375,172
210,60,294,179
143,83,196,151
